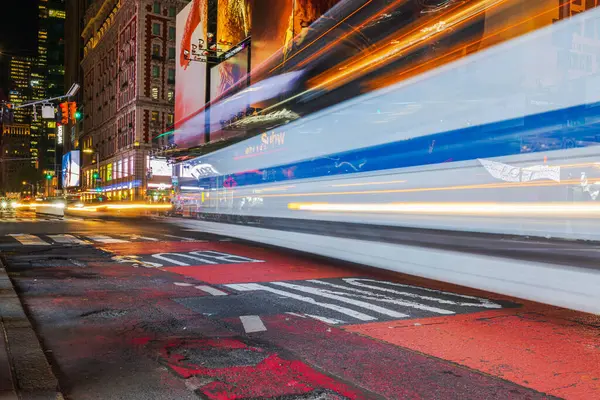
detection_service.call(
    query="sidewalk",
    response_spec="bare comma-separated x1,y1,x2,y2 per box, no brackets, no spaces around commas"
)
0,262,63,400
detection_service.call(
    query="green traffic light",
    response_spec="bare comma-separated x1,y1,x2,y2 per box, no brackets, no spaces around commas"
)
46,174,52,180
75,111,82,120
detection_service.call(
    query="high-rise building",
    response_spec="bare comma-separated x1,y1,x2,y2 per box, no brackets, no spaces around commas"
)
63,0,86,158
31,0,65,192
80,0,185,202
7,57,33,124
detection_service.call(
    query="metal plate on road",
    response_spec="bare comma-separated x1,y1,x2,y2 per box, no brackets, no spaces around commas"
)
174,277,517,324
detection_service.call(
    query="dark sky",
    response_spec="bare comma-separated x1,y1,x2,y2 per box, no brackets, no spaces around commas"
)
0,1,38,56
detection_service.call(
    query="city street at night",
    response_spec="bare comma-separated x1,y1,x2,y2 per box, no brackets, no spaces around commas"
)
0,213,598,399
3,0,600,398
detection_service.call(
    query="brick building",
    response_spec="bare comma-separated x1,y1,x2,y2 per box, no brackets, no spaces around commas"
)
80,0,183,201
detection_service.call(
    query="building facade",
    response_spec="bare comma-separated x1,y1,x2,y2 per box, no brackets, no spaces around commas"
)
7,57,33,125
80,0,183,202
0,123,34,194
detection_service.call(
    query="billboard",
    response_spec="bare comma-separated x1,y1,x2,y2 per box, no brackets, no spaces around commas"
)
249,0,341,74
61,150,80,188
149,158,172,177
217,0,251,52
176,0,208,132
209,45,250,141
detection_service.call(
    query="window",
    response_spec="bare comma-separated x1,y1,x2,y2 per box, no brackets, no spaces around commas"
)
153,1,161,14
168,47,175,59
167,89,174,102
168,68,175,82
151,111,159,121
151,87,159,100
168,26,176,41
152,65,160,78
167,113,174,125
168,6,176,17
152,44,161,56
152,23,161,36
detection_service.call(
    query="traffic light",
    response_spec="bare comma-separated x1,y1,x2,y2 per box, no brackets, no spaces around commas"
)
59,102,69,125
75,110,82,120
69,102,77,124
92,172,99,180
45,173,52,180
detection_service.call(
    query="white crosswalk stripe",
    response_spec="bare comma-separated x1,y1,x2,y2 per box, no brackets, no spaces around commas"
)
8,234,50,246
48,234,88,245
2,233,204,246
84,235,130,244
225,278,506,324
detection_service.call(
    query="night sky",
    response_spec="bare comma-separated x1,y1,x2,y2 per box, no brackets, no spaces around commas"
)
0,1,38,56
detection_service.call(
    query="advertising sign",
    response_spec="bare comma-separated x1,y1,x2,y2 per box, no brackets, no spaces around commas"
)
150,158,172,177
176,0,208,130
61,150,81,188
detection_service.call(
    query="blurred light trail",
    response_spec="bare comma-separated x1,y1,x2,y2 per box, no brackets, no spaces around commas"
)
295,0,419,70
331,180,407,187
365,0,573,90
67,203,173,212
287,202,600,216
225,178,588,200
268,0,375,74
310,0,507,91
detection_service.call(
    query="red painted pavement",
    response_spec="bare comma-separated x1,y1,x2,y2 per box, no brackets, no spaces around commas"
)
227,314,553,399
344,305,600,399
158,337,368,399
103,241,354,283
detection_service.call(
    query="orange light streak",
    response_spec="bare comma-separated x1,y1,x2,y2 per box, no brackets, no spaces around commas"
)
309,0,508,91
365,0,574,90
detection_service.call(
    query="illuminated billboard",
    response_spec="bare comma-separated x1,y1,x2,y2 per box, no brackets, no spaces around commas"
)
61,150,80,188
249,0,341,74
150,158,172,177
176,0,208,132
209,45,250,141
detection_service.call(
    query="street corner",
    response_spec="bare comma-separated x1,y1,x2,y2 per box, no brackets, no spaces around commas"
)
152,336,369,400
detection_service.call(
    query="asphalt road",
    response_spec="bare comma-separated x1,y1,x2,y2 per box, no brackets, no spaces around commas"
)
0,211,598,399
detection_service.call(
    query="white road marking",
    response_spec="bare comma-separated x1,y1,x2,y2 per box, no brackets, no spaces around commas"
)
226,283,376,321
195,285,228,296
85,235,130,243
271,281,409,319
285,312,307,318
308,279,455,314
306,315,346,325
173,282,194,287
163,234,201,241
8,234,50,246
127,235,159,241
239,315,267,333
152,252,218,266
343,278,502,309
48,234,87,245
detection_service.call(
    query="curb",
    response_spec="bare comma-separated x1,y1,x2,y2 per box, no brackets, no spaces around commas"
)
0,262,64,400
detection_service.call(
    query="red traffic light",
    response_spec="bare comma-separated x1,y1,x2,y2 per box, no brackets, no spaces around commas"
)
69,102,77,124
59,102,69,125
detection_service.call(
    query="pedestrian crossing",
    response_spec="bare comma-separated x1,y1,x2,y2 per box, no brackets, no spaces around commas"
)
0,217,79,223
0,232,201,246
